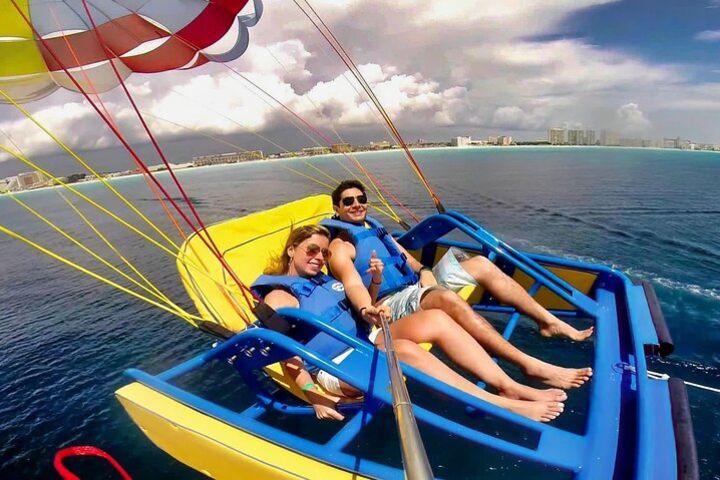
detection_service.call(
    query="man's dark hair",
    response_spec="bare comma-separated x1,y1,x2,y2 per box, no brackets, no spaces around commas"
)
331,179,366,205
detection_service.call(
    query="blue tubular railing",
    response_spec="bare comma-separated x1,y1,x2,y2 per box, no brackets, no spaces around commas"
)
397,212,600,317
129,308,592,475
398,209,682,478
523,251,685,479
624,281,677,478
323,401,382,451
577,287,623,480
126,366,404,480
443,210,580,294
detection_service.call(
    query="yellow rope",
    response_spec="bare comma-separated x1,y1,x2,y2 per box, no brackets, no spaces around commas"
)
0,144,184,258
56,189,179,309
146,109,403,225
0,223,203,324
6,193,195,321
0,88,180,252
0,144,250,316
167,79,404,225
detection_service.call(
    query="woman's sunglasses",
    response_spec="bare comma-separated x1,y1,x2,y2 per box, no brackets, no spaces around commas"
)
340,194,368,207
303,243,330,258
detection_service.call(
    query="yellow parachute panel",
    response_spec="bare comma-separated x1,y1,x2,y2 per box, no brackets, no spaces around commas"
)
0,1,49,77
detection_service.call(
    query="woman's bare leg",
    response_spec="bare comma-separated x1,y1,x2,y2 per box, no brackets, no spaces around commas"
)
375,338,564,422
380,310,566,402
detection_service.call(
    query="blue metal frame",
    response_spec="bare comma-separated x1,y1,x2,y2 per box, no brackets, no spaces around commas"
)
124,210,687,479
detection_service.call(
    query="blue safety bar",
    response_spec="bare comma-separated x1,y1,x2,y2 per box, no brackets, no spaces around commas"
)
123,210,689,479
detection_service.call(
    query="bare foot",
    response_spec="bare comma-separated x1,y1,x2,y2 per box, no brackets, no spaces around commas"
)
524,361,593,389
497,383,567,402
503,399,564,423
540,321,594,341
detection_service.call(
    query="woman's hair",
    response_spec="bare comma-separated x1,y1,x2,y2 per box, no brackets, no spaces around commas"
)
264,224,331,275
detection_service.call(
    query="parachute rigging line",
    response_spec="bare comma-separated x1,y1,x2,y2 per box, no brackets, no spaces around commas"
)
145,112,402,223
0,129,187,315
151,90,403,225
0,223,203,324
144,12,417,225
0,89,181,253
6,194,195,322
259,48,405,225
207,59,420,225
55,190,181,309
76,0,257,312
9,0,258,317
0,144,251,326
38,3,192,243
295,0,446,214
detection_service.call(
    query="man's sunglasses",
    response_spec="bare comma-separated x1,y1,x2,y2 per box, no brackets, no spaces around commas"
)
303,243,330,258
340,194,368,207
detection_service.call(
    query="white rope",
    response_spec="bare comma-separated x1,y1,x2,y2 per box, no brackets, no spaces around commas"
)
648,370,720,394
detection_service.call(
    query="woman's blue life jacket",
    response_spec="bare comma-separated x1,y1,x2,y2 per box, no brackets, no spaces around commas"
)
251,273,370,361
321,215,419,299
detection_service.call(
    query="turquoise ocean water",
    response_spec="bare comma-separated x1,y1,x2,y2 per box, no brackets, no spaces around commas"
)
0,147,718,478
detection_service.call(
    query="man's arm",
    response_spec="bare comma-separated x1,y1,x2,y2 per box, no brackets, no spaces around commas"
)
328,239,374,312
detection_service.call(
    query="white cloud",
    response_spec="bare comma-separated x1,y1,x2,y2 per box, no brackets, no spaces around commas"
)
491,106,549,130
614,103,651,134
695,30,720,42
3,0,720,161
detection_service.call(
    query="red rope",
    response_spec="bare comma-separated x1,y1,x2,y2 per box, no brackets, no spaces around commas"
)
46,3,189,242
222,63,421,223
296,0,445,213
54,446,132,480
77,0,257,309
167,30,421,225
10,1,258,316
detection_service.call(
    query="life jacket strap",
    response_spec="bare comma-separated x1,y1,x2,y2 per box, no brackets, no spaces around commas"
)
320,298,351,321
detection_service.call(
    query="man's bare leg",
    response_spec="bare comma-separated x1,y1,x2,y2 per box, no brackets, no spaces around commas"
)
460,256,594,341
419,289,593,389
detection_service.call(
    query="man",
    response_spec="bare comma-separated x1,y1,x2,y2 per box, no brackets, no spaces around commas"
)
323,180,593,390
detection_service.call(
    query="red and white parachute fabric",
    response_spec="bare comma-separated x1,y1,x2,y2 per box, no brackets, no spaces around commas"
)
0,0,263,103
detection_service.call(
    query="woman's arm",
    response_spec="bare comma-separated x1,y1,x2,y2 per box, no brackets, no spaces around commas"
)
282,356,345,421
265,289,345,420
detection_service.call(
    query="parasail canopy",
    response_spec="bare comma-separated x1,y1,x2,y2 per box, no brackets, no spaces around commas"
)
0,0,263,103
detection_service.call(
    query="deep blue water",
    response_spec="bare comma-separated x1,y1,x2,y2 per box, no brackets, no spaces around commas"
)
0,147,718,479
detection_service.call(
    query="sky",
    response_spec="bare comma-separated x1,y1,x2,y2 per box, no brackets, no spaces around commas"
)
1,0,720,175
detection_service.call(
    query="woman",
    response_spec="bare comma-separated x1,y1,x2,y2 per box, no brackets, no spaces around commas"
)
252,225,565,422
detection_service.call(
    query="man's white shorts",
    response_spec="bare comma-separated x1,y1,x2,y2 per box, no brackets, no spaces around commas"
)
380,247,477,321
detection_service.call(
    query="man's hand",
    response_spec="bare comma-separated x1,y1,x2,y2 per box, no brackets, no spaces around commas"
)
419,268,438,287
360,304,392,327
366,249,384,284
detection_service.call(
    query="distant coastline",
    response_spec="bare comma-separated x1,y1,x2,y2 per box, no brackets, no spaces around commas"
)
2,144,718,198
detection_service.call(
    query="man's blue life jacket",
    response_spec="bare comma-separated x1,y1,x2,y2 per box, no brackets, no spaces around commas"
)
321,216,419,299
251,273,370,360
